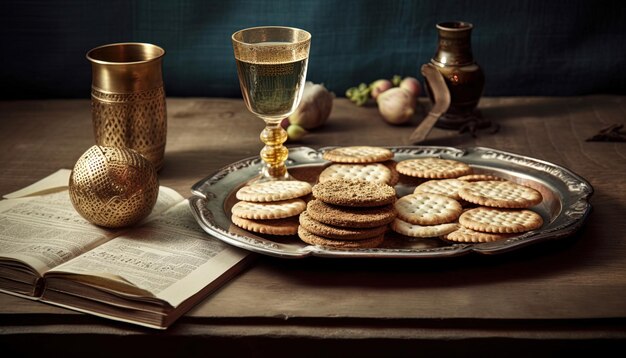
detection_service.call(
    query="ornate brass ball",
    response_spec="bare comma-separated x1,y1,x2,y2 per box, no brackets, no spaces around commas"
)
69,145,159,228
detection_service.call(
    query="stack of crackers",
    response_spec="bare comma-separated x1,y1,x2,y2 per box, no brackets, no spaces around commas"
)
298,179,397,248
296,146,399,248
230,145,545,249
231,180,312,235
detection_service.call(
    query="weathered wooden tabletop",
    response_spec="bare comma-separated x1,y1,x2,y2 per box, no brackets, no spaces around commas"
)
1,96,625,356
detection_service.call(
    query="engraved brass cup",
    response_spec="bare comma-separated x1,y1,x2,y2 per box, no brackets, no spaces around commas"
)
86,43,167,171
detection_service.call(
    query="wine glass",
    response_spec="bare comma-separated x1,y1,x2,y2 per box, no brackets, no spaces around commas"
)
232,26,311,181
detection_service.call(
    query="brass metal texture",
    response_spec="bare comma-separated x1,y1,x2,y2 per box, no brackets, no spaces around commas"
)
87,43,167,170
69,145,159,228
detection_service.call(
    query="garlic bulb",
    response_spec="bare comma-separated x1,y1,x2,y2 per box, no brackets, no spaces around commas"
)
289,82,334,130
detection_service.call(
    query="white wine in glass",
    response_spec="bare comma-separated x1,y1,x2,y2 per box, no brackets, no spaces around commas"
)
232,26,311,180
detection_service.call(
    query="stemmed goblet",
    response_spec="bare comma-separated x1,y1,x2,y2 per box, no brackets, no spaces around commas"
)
232,26,311,181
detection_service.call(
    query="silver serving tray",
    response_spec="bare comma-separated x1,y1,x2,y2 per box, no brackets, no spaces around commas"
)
189,146,593,259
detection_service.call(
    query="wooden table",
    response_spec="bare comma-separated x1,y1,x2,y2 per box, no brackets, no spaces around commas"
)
1,96,625,356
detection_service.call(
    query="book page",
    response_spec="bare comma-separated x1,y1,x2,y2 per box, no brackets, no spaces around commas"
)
47,201,249,307
0,178,184,276
3,169,71,199
0,192,118,276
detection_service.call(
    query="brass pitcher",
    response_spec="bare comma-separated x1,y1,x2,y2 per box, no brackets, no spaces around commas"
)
86,43,167,170
429,21,484,129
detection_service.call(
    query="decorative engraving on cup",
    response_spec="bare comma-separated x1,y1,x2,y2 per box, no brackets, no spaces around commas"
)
91,86,167,170
87,42,167,171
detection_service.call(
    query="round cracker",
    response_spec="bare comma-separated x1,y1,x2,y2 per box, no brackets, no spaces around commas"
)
444,226,514,243
299,211,388,240
297,226,385,249
459,207,544,234
231,198,306,220
396,158,472,179
394,192,462,225
318,163,391,184
458,180,543,209
306,199,396,228
236,180,312,202
413,178,467,200
312,179,396,207
231,215,299,236
322,146,393,164
391,218,458,238
457,174,506,182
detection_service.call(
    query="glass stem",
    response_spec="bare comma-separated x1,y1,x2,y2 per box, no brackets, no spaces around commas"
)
259,120,289,179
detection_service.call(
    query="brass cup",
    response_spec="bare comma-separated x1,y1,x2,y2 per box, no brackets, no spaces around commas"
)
86,43,167,171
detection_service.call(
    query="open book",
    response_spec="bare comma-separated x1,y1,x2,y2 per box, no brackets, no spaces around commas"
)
0,170,251,329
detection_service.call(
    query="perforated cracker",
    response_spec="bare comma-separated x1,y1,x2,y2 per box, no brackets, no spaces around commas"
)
391,218,458,238
457,174,506,182
299,211,387,240
414,178,467,200
306,200,397,228
235,180,312,202
231,215,299,236
322,146,393,164
458,180,543,208
444,226,514,243
396,158,472,179
231,198,306,220
318,163,392,184
297,226,385,249
394,192,462,225
459,207,544,234
312,179,396,207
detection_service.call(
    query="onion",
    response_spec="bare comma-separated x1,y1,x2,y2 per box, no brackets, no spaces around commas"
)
370,79,393,99
376,87,416,125
399,77,422,97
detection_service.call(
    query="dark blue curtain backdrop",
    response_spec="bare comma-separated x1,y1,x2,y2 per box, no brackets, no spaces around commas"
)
1,0,624,99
